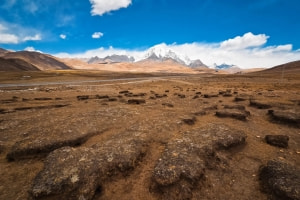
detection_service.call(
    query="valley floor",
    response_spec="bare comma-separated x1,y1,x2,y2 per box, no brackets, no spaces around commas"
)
0,71,299,200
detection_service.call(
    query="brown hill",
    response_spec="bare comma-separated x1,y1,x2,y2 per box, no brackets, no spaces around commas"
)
249,60,300,79
0,48,9,56
0,57,40,71
263,60,300,73
1,50,71,71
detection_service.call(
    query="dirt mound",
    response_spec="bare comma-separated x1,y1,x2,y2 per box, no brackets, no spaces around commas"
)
30,135,147,200
265,135,289,148
259,160,300,200
268,109,300,127
151,123,246,199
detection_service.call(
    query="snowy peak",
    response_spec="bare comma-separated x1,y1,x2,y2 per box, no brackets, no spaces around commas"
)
214,63,238,69
189,59,207,68
214,63,242,73
143,43,191,65
88,55,134,64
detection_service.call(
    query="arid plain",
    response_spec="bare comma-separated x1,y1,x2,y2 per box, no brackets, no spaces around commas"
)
0,62,299,200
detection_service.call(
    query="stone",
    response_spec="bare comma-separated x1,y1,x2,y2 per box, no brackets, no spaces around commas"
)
162,103,174,108
30,136,147,200
268,109,300,127
6,130,100,161
76,95,89,101
216,109,250,121
119,90,129,94
265,135,289,148
204,94,219,98
182,116,197,125
152,123,246,199
259,160,300,200
128,99,146,104
250,99,272,109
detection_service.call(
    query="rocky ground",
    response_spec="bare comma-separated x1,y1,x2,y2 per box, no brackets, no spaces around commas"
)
0,72,299,200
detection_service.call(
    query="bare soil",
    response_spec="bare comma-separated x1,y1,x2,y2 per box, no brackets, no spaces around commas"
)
0,71,299,200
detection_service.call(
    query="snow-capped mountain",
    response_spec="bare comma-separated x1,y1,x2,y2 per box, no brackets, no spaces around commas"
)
189,59,208,68
214,63,237,69
142,44,191,65
88,55,134,64
214,63,242,73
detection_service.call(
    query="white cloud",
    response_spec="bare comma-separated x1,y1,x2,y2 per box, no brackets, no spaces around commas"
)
0,22,42,44
92,32,103,39
220,32,269,50
89,0,132,16
0,24,7,32
0,33,19,44
0,24,19,44
23,34,41,41
60,34,67,39
55,32,300,69
24,46,36,51
24,46,42,53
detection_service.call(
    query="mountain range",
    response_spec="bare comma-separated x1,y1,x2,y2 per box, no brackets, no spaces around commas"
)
88,55,135,64
87,44,209,69
0,47,298,74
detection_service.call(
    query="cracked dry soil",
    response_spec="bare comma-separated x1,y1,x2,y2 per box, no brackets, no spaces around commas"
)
0,73,299,200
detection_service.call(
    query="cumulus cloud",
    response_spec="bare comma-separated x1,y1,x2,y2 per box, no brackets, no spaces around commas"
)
89,0,132,16
24,46,42,53
0,24,19,44
92,32,103,39
55,32,300,69
60,34,66,39
23,34,41,41
0,33,19,44
220,32,269,50
0,23,42,44
24,46,36,51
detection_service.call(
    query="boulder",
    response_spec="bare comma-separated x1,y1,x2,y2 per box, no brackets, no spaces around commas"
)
265,135,289,148
259,160,300,200
268,109,300,127
30,137,147,200
77,95,89,101
250,99,272,109
216,109,250,121
152,123,246,199
128,99,146,104
6,130,100,161
181,116,197,125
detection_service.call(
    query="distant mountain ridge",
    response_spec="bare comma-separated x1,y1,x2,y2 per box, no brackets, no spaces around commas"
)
0,49,71,71
88,55,135,64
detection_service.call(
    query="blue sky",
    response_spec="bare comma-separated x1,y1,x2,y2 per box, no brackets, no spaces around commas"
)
0,0,299,68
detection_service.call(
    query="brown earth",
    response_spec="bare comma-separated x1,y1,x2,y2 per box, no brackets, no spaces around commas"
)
0,69,299,200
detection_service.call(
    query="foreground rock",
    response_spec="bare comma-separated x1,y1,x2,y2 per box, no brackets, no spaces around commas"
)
151,123,246,199
259,160,300,200
216,109,250,121
250,99,272,109
265,135,289,148
128,99,146,104
30,135,147,200
268,109,300,127
7,130,101,161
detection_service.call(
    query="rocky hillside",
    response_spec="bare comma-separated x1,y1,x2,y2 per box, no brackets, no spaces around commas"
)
0,49,71,71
